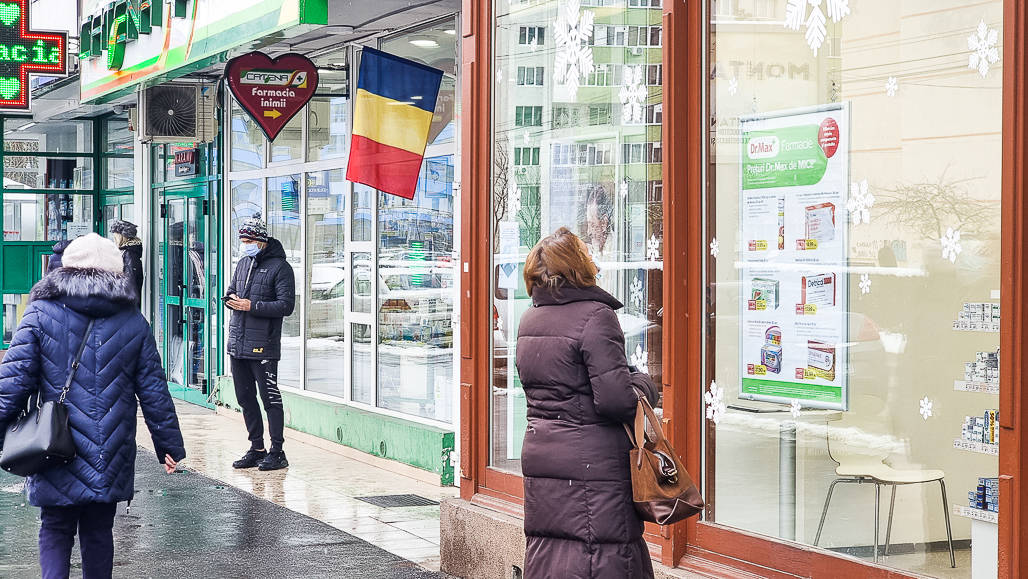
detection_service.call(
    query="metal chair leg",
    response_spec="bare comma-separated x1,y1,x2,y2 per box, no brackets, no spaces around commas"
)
814,478,844,546
939,479,956,568
884,484,897,556
873,483,881,563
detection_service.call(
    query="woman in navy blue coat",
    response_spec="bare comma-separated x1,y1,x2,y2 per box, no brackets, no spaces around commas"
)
0,233,186,579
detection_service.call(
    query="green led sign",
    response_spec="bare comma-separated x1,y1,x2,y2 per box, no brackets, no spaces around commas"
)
80,0,190,71
0,0,67,110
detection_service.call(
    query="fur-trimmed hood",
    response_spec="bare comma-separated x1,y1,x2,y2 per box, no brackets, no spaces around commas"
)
30,268,138,318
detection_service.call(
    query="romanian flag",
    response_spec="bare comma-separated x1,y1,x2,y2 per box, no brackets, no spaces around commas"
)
347,47,444,200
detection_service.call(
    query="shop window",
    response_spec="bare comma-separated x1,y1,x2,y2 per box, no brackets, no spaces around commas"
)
352,323,373,404
270,114,303,165
4,156,93,190
229,180,263,262
104,119,133,154
230,101,265,172
4,119,93,154
377,155,455,422
706,1,1002,576
3,194,94,241
105,157,133,190
267,175,302,389
491,0,664,474
308,95,350,162
352,184,374,242
305,169,348,398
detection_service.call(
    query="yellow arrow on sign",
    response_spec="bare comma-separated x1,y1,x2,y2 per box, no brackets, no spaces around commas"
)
263,110,282,119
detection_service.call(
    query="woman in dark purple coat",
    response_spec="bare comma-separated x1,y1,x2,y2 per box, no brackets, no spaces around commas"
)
516,227,660,579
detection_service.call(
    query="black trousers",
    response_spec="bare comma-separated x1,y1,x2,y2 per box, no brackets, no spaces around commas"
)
39,502,117,579
230,357,285,452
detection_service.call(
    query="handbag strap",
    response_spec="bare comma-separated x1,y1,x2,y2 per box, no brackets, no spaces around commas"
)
58,319,94,405
624,398,668,449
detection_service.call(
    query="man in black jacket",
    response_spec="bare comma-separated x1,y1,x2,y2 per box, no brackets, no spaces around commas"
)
224,213,295,471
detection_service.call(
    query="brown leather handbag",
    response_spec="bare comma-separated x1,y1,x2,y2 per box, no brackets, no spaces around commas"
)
624,398,704,525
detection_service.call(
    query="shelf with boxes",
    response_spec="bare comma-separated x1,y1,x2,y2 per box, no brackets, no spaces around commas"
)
954,409,1000,455
954,348,1000,394
952,301,1000,332
953,504,999,524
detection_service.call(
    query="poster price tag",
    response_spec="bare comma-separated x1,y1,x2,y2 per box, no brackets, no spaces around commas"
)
795,303,818,315
796,239,819,250
747,240,769,251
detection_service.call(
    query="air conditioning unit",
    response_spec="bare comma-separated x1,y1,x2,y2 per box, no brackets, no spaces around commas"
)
629,46,645,56
139,83,217,143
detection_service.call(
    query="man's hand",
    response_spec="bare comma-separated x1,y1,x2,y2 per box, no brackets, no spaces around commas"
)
164,454,178,474
226,294,252,311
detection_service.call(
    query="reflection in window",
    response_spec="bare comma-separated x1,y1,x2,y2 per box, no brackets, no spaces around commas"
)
4,119,93,153
377,156,455,422
3,194,94,241
268,175,302,388
229,180,263,262
4,156,94,189
271,113,303,164
230,101,265,171
309,96,350,162
490,0,664,474
306,170,347,398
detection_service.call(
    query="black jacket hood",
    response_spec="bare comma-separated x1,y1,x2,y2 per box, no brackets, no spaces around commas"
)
530,284,623,310
256,237,287,262
30,268,138,318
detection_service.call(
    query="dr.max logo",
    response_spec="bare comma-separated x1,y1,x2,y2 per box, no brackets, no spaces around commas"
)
240,69,309,88
748,136,779,159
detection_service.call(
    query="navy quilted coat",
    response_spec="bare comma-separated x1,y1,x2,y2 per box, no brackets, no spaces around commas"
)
516,284,659,579
0,268,186,507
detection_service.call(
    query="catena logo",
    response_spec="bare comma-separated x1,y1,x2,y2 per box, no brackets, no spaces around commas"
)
240,69,309,88
748,136,780,159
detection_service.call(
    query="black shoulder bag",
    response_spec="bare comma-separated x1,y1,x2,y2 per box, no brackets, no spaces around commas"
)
0,319,94,477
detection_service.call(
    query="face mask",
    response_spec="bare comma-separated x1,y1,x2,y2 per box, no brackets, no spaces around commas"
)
241,242,260,257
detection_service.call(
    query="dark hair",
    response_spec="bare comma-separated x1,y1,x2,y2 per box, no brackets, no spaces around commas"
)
523,227,598,296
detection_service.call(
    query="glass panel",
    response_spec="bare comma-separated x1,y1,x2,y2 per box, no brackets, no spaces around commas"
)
186,198,206,300
121,203,135,223
4,119,93,153
4,156,93,189
165,198,186,386
308,96,350,162
352,183,373,242
270,112,303,164
2,294,30,343
352,252,372,314
706,1,1001,575
352,323,373,404
153,195,166,358
102,204,119,233
377,156,455,422
185,306,206,392
105,118,133,153
306,170,347,398
268,174,302,388
3,194,94,241
489,0,664,474
230,101,265,171
105,157,133,190
230,180,263,262
166,303,185,385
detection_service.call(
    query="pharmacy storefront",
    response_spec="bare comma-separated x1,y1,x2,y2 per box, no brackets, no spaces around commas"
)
79,0,461,484
448,0,1028,577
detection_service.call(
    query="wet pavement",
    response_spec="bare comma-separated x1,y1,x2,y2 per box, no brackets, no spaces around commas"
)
0,451,450,579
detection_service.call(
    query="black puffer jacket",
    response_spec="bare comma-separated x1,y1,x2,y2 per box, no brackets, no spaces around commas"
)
120,241,144,306
225,238,295,360
516,284,659,579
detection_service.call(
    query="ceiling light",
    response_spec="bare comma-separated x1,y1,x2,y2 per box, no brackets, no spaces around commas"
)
409,39,439,48
444,29,456,35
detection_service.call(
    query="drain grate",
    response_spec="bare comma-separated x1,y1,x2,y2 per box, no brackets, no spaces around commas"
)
355,494,439,508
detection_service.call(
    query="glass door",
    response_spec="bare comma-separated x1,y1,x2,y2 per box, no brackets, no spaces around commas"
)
160,186,213,407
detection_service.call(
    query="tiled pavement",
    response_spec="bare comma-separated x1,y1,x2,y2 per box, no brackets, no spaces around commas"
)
138,402,458,571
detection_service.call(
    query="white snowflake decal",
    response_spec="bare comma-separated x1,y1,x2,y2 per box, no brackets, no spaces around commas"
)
509,185,522,215
630,344,649,375
553,0,595,99
496,66,503,84
728,77,738,96
646,235,660,262
847,179,875,225
885,76,898,97
941,227,962,263
619,65,647,124
919,396,934,421
619,177,629,199
859,273,872,295
704,381,726,425
790,400,803,418
785,0,850,56
968,19,1000,78
630,276,644,309
709,237,720,259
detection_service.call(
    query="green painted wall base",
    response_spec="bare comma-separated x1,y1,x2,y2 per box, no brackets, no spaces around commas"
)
215,376,455,485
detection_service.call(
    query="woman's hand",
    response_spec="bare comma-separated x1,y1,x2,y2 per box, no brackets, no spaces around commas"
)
164,454,178,474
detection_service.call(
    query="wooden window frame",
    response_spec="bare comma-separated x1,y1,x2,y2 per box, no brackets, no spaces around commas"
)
460,0,1028,575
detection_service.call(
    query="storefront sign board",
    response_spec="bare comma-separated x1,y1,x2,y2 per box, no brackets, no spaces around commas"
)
226,51,319,141
79,0,327,103
738,103,850,410
0,0,67,110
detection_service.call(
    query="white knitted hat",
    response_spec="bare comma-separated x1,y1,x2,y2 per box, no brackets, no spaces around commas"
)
61,233,124,273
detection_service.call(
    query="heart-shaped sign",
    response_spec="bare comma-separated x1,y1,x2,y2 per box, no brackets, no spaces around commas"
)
226,52,319,141
0,77,20,99
0,4,19,27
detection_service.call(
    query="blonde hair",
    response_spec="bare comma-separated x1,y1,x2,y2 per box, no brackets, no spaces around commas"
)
523,227,598,296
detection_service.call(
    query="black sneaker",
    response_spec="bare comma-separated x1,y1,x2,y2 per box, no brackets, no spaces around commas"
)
257,451,289,471
232,449,267,469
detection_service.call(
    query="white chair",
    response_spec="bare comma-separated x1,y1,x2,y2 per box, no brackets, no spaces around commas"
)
813,417,955,568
